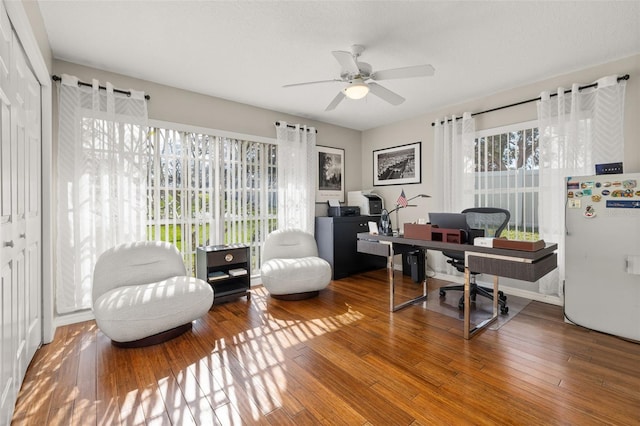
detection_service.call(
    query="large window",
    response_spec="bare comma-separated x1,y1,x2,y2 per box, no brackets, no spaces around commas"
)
473,121,540,240
146,124,278,275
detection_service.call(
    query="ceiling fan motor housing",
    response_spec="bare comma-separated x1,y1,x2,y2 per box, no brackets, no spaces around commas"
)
342,62,372,82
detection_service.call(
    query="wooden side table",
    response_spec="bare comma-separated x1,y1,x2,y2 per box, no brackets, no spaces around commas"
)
196,244,251,304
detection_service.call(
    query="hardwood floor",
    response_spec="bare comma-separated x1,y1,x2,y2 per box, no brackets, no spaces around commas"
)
12,270,640,425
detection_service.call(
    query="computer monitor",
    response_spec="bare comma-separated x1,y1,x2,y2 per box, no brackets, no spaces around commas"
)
428,212,469,231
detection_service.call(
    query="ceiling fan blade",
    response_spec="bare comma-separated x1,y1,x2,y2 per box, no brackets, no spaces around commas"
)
332,50,360,74
325,91,346,111
371,64,435,81
283,79,342,88
368,82,405,105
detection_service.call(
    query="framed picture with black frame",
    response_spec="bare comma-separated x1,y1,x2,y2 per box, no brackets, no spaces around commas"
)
373,141,421,186
316,145,345,202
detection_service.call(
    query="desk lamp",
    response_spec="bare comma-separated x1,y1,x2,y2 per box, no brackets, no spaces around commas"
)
379,193,430,235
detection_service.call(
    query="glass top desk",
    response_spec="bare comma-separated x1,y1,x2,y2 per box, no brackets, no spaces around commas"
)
357,232,558,339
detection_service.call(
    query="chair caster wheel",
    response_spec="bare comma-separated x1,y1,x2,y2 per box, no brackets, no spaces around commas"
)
439,289,446,298
500,306,509,315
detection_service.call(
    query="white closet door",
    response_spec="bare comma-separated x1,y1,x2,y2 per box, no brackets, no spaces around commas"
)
23,41,41,369
0,5,16,423
0,1,42,422
13,26,41,382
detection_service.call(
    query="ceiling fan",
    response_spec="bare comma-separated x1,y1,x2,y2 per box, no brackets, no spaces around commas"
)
283,44,435,111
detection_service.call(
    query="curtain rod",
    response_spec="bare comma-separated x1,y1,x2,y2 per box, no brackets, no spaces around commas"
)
431,74,630,126
274,121,318,133
51,75,151,100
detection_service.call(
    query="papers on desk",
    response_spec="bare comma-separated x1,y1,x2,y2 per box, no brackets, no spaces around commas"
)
368,221,379,234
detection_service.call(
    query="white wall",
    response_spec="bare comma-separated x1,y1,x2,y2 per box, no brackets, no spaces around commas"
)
20,0,52,71
361,54,640,300
362,54,640,227
52,60,364,218
47,60,367,324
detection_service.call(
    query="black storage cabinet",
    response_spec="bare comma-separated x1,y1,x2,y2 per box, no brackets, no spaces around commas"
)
315,216,387,280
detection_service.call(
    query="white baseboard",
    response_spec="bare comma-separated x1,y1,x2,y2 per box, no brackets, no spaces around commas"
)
54,310,95,328
495,285,563,306
431,272,563,306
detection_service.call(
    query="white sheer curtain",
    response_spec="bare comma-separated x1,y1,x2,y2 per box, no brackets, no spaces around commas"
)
56,75,148,314
433,112,475,272
434,112,476,212
537,75,626,296
275,121,316,234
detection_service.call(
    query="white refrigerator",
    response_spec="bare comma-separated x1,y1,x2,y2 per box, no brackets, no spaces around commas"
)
564,173,640,341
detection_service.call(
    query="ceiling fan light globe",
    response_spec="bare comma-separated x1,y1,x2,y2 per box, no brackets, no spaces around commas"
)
344,80,369,99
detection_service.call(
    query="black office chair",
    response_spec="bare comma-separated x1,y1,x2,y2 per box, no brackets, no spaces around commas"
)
439,207,511,314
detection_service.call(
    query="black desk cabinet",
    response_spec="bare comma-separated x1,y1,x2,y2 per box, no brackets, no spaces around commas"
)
315,216,386,279
196,244,251,304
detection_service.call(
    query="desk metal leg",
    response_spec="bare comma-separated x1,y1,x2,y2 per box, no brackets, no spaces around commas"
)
463,268,500,339
463,268,471,338
389,246,428,312
388,245,395,312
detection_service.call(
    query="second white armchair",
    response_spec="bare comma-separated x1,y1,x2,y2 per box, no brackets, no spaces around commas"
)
261,229,331,300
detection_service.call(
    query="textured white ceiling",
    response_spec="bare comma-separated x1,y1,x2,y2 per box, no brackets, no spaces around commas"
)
39,1,640,131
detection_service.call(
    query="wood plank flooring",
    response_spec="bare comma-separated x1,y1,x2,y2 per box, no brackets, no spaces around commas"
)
11,270,640,425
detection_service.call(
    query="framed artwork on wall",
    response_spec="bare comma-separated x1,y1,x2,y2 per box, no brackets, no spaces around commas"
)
317,145,345,202
373,141,421,186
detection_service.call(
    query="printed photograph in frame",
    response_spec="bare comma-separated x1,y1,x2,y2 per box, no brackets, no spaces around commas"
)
373,141,421,186
317,145,345,202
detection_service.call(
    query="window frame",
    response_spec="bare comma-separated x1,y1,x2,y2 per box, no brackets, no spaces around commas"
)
146,119,277,275
473,120,540,240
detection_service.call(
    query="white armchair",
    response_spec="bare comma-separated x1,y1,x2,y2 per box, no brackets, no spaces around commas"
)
92,241,213,347
260,229,331,300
